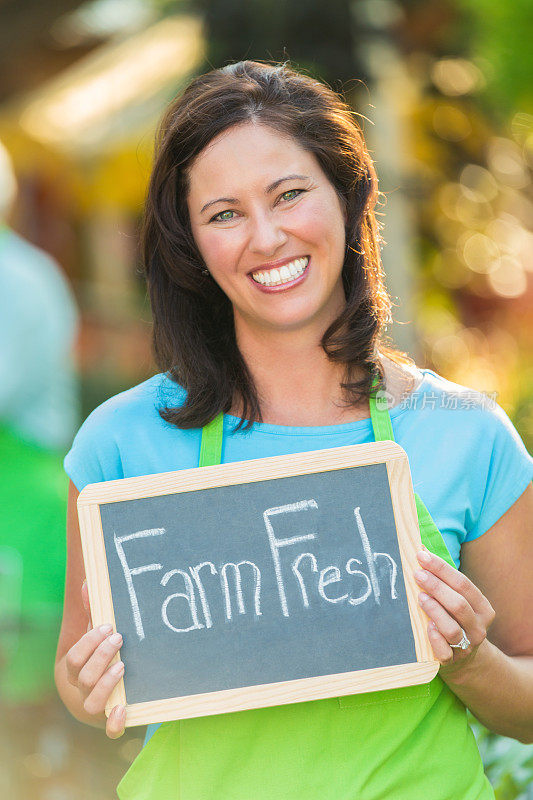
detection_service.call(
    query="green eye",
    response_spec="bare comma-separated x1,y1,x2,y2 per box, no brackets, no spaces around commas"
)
282,189,302,201
211,210,235,222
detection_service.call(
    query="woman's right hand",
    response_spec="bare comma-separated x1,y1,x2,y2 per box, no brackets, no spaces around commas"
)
65,580,126,738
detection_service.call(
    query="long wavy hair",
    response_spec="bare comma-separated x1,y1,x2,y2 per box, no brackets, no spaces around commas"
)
142,59,412,431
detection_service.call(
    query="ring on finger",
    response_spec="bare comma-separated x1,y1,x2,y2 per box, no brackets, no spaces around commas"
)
449,627,470,650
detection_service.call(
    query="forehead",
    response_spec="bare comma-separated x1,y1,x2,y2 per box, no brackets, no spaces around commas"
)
187,122,319,197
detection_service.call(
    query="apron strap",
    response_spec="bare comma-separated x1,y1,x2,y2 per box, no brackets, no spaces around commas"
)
369,374,394,442
199,412,224,468
414,494,455,566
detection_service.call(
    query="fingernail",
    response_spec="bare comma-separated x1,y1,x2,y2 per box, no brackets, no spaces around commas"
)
418,550,431,564
418,591,430,602
115,704,126,717
414,569,427,582
109,633,122,645
99,624,113,635
110,661,124,675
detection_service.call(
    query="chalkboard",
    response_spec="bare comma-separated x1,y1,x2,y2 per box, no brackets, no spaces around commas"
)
78,442,438,728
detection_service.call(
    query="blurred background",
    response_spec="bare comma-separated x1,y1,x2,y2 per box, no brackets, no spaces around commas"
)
0,0,531,798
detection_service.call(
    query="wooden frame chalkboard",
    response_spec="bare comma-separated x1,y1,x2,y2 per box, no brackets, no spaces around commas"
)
77,441,438,728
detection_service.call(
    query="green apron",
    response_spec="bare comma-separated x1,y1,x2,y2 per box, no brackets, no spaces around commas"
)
0,424,68,703
118,391,494,800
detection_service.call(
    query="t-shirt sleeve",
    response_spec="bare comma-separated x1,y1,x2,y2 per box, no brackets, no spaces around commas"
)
465,401,533,541
64,401,124,492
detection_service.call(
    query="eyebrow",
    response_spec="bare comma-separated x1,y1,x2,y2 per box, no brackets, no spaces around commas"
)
199,174,310,214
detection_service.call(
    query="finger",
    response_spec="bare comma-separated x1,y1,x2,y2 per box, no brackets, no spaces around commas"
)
83,660,125,716
106,704,126,739
81,580,91,617
418,591,471,649
66,624,114,686
414,568,478,633
82,580,93,633
77,633,123,697
417,549,493,618
427,621,454,665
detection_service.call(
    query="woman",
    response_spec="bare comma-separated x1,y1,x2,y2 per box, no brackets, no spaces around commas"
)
55,60,533,799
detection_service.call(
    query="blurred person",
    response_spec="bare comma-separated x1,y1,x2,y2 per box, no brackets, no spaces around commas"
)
0,140,79,794
56,62,532,800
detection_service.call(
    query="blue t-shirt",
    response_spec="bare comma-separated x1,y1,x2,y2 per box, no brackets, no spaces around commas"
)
65,368,533,570
64,368,533,747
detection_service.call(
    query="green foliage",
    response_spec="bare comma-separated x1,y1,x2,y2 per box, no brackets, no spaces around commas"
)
470,715,533,799
454,0,533,121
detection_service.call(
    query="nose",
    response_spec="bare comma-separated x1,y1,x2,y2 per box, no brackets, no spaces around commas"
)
247,210,288,256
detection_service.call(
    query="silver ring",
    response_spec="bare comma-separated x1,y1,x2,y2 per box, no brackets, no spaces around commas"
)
450,628,470,650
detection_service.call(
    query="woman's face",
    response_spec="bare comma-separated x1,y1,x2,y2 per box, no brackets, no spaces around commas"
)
187,121,347,337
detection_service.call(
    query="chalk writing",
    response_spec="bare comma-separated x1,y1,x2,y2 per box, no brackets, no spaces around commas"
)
264,499,319,617
160,568,204,634
220,561,262,620
113,528,165,640
114,501,399,640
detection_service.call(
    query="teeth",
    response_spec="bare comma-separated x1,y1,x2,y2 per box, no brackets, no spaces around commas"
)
251,257,309,286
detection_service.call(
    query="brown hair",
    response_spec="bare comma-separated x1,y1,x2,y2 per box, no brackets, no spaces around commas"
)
142,59,411,431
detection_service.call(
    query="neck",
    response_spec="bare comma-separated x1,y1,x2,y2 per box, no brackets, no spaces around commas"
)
231,320,369,426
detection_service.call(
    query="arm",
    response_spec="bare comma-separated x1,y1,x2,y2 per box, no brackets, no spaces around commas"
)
414,482,533,743
55,479,126,738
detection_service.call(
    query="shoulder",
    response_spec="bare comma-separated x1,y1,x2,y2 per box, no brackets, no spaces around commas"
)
380,354,504,421
64,374,188,490
79,373,186,431
392,364,533,477
400,367,530,450
413,369,514,426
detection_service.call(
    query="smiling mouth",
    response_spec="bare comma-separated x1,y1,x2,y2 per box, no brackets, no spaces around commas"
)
249,256,310,287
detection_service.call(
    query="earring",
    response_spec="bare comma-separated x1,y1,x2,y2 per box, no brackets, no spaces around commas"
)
201,268,209,276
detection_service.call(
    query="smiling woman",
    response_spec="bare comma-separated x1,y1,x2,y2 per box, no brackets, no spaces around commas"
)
55,60,533,800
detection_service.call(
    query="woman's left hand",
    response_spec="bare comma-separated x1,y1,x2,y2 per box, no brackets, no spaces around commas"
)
414,547,496,680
